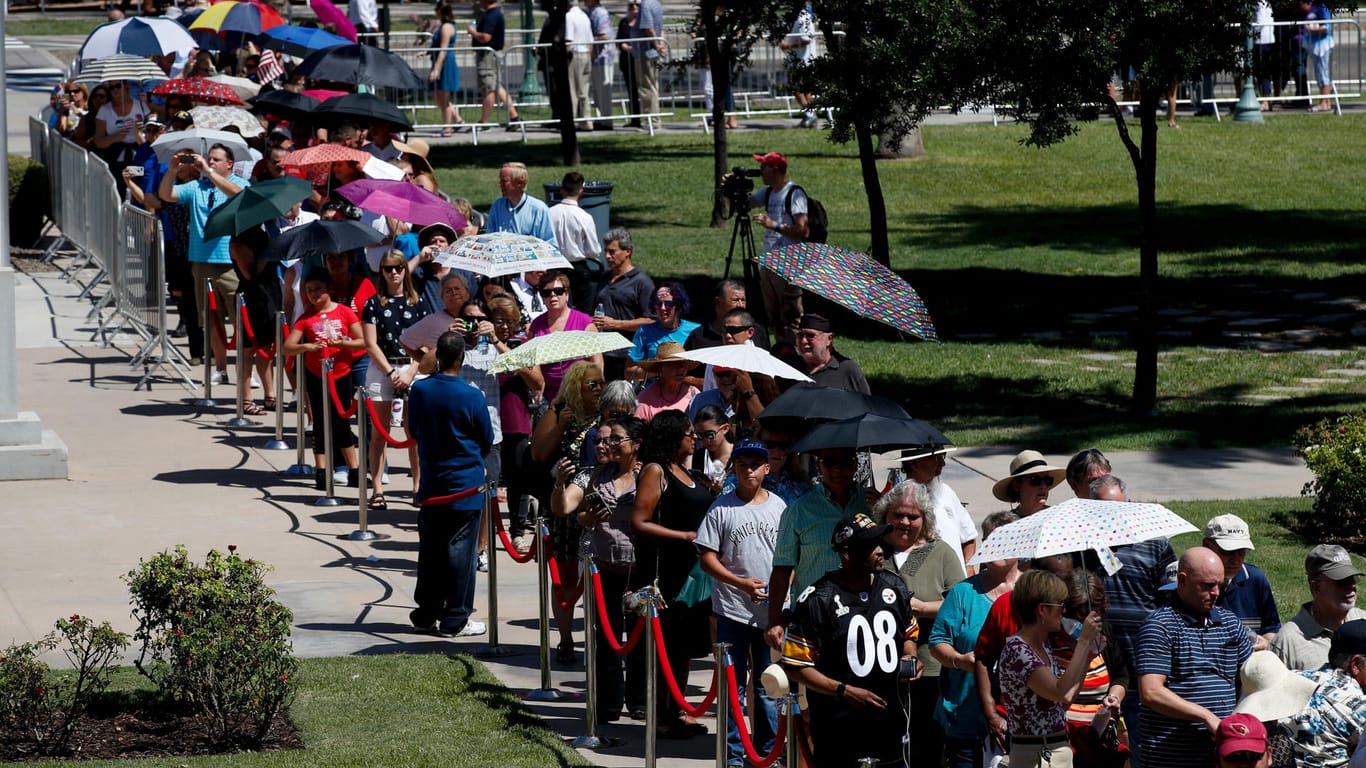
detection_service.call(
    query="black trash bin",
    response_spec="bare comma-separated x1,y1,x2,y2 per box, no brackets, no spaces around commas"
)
543,181,614,239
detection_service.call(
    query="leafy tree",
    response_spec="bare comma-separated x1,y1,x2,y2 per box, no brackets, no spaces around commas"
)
972,0,1258,414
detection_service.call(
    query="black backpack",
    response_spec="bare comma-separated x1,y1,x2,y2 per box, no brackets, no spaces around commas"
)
763,184,828,244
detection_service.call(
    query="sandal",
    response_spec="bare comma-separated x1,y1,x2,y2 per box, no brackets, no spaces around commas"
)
369,492,387,510
263,397,277,411
243,400,268,416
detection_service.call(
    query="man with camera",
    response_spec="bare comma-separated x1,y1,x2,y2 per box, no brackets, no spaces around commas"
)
158,143,250,384
748,151,808,344
781,511,919,768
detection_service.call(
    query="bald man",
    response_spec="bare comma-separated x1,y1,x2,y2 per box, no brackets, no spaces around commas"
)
1137,547,1255,768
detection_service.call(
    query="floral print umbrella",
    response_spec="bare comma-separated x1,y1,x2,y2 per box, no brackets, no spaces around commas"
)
758,242,938,342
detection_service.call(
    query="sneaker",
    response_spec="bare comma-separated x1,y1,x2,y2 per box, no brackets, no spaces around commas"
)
512,535,531,554
453,620,486,637
334,469,350,484
477,550,489,572
210,369,229,385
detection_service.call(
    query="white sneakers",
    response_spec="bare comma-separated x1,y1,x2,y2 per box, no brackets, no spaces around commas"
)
477,551,490,572
209,369,229,385
454,620,486,637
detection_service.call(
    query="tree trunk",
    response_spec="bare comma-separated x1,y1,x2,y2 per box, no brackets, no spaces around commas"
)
704,4,729,227
1130,88,1161,417
876,121,926,160
855,121,890,265
545,1,578,166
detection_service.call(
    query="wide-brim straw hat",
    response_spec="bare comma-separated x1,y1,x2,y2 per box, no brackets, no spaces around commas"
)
895,444,959,463
639,341,688,368
991,449,1067,502
1233,651,1317,722
393,137,433,175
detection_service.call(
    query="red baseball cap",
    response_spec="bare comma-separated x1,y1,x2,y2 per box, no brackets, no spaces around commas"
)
1216,714,1267,758
752,152,787,171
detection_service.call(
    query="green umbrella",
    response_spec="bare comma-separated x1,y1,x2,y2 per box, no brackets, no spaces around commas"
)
203,175,312,240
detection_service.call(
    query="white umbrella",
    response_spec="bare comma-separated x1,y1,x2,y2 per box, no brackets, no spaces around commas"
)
361,156,405,181
968,498,1199,574
151,128,251,164
673,340,813,382
80,17,198,60
73,53,170,86
189,105,265,137
207,74,261,102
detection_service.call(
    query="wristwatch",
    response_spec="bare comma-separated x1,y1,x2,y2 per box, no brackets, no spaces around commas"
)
740,390,757,400
835,682,847,699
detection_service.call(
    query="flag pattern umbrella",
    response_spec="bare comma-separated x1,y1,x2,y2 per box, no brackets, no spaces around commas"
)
293,44,425,90
73,53,170,86
759,242,939,342
968,498,1199,575
435,233,570,278
189,0,285,35
789,414,951,455
316,92,413,131
258,24,352,57
151,77,246,106
492,331,631,374
203,176,313,239
150,127,251,164
189,105,264,136
336,179,468,229
261,219,385,262
80,17,198,60
672,341,813,382
207,73,260,101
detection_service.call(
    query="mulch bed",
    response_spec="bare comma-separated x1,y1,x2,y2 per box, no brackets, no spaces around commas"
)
0,703,302,762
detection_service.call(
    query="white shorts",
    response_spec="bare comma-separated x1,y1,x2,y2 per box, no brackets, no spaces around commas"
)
364,361,412,401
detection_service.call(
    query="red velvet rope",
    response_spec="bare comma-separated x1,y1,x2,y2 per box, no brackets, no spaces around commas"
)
363,397,415,448
325,362,358,419
418,485,484,506
545,542,585,610
492,506,537,564
590,567,646,656
649,613,719,718
206,289,232,347
237,302,275,359
725,661,787,767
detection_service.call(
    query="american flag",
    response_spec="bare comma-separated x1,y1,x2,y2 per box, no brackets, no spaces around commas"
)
257,49,285,85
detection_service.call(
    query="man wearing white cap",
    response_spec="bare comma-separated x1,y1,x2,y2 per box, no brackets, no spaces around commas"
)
1203,513,1280,651
1274,545,1366,672
901,444,976,573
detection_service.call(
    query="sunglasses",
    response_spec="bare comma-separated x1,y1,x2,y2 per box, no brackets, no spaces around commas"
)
653,300,676,309
723,325,753,335
605,409,631,419
463,314,488,323
381,264,407,273
1024,475,1056,487
695,428,723,441
539,286,568,297
602,435,634,446
585,379,605,391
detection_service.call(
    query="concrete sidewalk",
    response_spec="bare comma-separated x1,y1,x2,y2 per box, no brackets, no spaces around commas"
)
0,261,1313,767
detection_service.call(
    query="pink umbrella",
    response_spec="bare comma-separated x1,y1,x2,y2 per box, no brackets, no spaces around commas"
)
308,0,357,42
337,179,469,229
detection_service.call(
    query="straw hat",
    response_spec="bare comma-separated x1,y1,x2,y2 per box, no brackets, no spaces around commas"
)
1233,651,1317,722
639,341,689,367
393,137,433,175
991,450,1067,502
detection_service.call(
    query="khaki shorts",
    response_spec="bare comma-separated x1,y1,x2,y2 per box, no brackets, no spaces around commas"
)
476,51,499,95
191,261,239,326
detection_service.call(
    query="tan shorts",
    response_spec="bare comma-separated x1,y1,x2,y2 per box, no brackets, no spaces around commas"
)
476,52,499,95
191,261,239,326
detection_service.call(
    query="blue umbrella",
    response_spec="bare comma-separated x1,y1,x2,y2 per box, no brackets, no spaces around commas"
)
257,25,352,58
80,17,197,60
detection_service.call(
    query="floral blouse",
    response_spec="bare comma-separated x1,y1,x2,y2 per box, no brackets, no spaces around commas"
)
1000,634,1067,737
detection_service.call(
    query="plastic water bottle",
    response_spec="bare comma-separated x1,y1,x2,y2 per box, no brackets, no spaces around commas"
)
476,334,490,354
594,302,606,320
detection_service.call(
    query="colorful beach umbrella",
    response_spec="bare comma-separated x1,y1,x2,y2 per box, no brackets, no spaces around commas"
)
189,0,285,35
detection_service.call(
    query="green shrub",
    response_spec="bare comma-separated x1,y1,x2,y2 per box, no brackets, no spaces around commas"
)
124,545,299,749
7,154,50,247
1293,411,1366,540
0,615,129,756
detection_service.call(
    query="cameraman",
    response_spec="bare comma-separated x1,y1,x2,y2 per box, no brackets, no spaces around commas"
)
748,151,807,344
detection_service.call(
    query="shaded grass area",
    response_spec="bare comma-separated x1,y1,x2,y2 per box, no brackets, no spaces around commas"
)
69,655,590,767
1166,497,1365,623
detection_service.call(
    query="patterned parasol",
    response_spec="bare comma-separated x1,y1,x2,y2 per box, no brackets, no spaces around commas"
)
968,498,1199,575
73,53,170,86
435,232,570,278
189,105,263,136
758,242,938,342
280,144,400,186
151,76,245,106
492,331,631,374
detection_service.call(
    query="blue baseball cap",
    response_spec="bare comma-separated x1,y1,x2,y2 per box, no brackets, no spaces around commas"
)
732,438,768,462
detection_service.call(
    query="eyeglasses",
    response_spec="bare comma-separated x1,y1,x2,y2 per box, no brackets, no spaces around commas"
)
539,286,568,297
602,435,634,446
723,325,753,335
1024,475,1056,487
381,264,406,273
491,317,517,327
695,429,723,441
653,300,676,309
585,379,605,391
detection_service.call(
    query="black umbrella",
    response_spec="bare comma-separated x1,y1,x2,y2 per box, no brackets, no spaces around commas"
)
790,414,952,455
316,92,413,131
247,89,321,120
757,384,911,426
291,44,425,91
261,220,384,263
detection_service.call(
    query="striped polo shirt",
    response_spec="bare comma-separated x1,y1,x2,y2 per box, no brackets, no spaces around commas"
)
1136,600,1254,768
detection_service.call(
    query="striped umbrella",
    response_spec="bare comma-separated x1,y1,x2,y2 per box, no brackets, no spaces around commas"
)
80,17,198,60
151,77,246,106
190,0,285,35
73,53,170,86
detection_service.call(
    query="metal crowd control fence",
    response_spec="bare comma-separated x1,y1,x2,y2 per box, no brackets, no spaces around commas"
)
121,205,195,391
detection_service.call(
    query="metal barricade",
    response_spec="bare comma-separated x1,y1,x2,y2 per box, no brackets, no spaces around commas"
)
52,138,90,267
80,152,120,304
122,205,194,390
379,45,497,131
28,118,58,245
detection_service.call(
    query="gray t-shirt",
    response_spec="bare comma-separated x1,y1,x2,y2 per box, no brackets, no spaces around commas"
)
694,490,785,626
753,182,809,252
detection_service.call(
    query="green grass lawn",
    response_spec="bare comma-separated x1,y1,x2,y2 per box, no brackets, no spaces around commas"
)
429,116,1366,450
66,655,590,767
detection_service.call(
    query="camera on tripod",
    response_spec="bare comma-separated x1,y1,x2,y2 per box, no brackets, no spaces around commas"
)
720,165,762,208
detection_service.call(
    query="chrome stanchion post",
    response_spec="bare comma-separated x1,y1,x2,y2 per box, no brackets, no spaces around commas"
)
713,643,731,768
783,693,799,768
527,516,562,701
476,486,515,657
285,350,313,476
193,277,216,407
573,556,604,748
645,597,659,768
314,356,341,507
225,294,254,426
264,311,289,450
348,385,377,539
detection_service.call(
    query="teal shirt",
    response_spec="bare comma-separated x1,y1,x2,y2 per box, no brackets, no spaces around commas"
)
773,484,868,604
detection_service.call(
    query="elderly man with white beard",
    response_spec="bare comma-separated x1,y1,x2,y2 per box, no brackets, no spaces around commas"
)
900,445,977,575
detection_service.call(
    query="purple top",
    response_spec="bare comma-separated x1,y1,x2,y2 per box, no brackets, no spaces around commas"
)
528,309,594,401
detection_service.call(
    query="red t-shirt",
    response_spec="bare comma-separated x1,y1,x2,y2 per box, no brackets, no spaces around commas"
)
296,303,362,377
974,589,1019,665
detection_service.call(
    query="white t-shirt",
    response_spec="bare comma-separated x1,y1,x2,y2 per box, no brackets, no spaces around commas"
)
96,100,150,143
931,482,978,573
549,199,600,264
753,181,808,253
694,490,785,626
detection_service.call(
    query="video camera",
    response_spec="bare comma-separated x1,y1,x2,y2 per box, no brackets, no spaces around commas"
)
719,165,762,209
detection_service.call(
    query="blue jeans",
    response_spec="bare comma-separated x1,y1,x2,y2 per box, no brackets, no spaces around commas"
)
415,503,481,633
715,615,777,766
1121,694,1142,768
944,735,984,768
